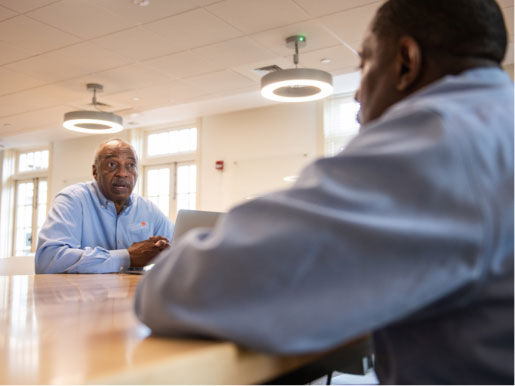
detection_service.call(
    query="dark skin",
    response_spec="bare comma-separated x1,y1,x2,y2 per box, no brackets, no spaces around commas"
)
92,140,169,268
355,21,499,125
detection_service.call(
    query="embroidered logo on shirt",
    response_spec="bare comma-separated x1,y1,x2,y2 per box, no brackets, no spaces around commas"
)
141,222,146,227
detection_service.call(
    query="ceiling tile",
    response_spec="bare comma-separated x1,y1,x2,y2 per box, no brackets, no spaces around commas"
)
250,20,341,56
65,99,132,113
0,67,46,96
295,45,359,71
0,87,67,117
145,8,241,51
320,2,382,45
0,0,56,13
293,0,380,17
0,125,85,149
4,43,132,83
143,51,225,78
106,80,209,109
184,70,255,93
91,0,201,24
0,41,33,65
0,105,71,133
502,6,514,42
191,37,277,67
27,0,134,39
194,0,222,6
56,64,172,101
0,4,16,20
211,85,258,99
230,56,292,82
0,16,79,54
91,27,176,61
207,0,309,34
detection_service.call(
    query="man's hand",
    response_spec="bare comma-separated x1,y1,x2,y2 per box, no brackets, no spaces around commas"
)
128,236,170,267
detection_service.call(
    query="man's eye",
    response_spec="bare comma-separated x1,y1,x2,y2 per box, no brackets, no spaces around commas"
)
128,163,136,169
108,161,117,169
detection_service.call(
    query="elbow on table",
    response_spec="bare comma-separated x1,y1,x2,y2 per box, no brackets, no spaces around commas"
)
35,249,62,274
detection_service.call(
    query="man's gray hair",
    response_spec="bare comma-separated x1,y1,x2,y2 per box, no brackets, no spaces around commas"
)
92,138,138,166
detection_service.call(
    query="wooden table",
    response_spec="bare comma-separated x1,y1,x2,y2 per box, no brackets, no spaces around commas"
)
0,274,369,384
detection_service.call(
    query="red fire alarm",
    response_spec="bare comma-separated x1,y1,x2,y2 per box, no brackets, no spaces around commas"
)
215,160,224,170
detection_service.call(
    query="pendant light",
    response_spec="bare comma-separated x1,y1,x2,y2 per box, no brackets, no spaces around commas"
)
260,35,333,103
63,83,123,134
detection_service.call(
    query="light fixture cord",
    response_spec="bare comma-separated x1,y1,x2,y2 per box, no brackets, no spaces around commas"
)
91,88,102,111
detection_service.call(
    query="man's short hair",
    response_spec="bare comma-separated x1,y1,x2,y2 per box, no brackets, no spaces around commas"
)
93,138,137,166
372,0,507,64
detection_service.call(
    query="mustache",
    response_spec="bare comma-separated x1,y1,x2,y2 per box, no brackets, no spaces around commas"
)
112,178,131,187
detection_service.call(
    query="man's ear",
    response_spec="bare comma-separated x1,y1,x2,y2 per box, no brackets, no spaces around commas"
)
396,36,422,91
92,164,98,180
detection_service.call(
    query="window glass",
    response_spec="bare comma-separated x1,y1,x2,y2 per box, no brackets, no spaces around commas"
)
14,178,47,256
36,180,47,234
324,96,360,157
146,167,170,216
147,128,197,156
18,150,49,172
14,181,34,256
177,164,196,212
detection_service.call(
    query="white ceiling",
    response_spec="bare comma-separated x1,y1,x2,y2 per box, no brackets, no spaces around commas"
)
0,0,513,149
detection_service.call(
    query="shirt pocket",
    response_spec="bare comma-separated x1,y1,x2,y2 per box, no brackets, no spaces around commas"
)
127,221,152,242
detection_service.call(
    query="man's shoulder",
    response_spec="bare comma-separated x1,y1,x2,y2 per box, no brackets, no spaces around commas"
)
58,181,95,199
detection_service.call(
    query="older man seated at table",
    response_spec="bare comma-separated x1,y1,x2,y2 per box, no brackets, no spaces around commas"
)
36,139,173,274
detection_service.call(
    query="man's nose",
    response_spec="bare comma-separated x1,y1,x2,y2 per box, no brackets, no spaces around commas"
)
354,88,360,103
115,165,129,177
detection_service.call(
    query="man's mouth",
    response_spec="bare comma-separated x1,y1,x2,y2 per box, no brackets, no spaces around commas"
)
112,180,130,192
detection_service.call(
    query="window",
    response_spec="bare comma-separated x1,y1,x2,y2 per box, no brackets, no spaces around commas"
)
324,94,360,156
146,127,197,157
11,149,49,256
18,149,49,172
144,162,197,219
14,178,47,256
139,125,198,220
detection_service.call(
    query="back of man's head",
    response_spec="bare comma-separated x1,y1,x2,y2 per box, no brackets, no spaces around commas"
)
373,0,507,65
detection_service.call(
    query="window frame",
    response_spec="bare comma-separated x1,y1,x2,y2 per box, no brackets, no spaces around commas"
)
143,125,198,160
135,122,200,221
143,160,197,219
12,176,47,256
6,147,50,257
323,93,361,157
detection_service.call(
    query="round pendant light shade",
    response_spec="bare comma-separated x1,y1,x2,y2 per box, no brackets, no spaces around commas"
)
260,35,333,103
63,83,123,134
261,68,333,102
63,110,123,134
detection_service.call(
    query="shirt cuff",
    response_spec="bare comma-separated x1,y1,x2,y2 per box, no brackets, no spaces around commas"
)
110,249,131,272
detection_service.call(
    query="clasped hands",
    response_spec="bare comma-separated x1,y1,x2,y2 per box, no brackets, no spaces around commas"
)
128,235,170,267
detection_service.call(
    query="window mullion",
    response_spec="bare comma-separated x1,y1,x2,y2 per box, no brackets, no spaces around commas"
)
170,163,177,219
31,178,39,253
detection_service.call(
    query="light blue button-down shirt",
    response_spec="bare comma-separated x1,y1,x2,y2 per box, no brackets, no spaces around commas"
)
135,68,514,384
36,181,174,273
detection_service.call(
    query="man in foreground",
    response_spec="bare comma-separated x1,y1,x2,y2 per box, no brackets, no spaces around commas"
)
134,0,514,383
36,139,173,273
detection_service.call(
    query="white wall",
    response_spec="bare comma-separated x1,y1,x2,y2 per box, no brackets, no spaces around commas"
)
199,101,322,211
47,102,322,213
50,132,130,199
503,63,514,80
